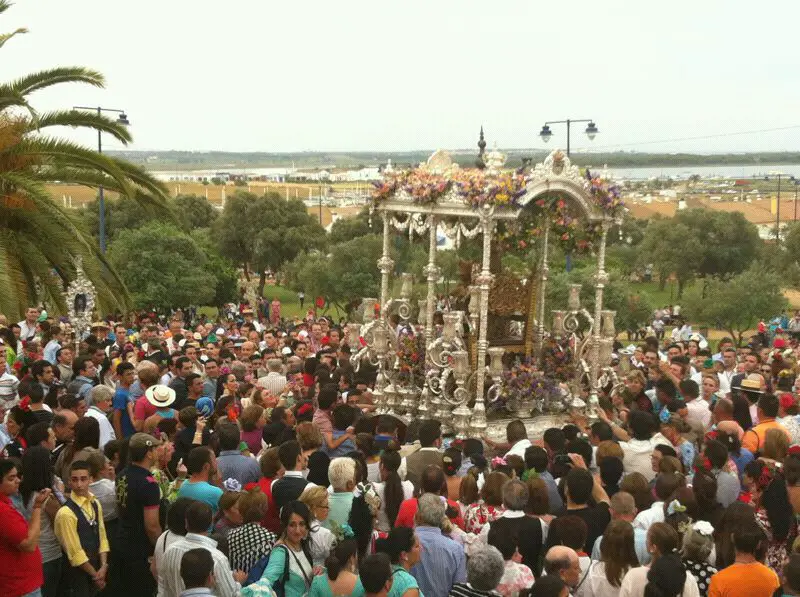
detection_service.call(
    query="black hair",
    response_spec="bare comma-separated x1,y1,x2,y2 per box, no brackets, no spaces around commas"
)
443,447,462,477
349,487,376,558
185,446,214,475
590,421,613,442
566,439,593,469
63,417,100,465
488,521,520,559
25,421,51,447
678,379,699,400
325,538,359,581
19,446,54,504
332,404,357,431
375,526,415,564
25,384,44,404
70,460,91,475
784,554,800,594
185,500,213,533
561,424,581,442
30,359,52,381
629,410,656,441
549,514,588,552
359,553,392,594
733,521,766,554
278,440,302,470
418,420,442,448
654,444,678,459
599,457,624,489
654,472,684,502
462,438,484,458
529,574,566,597
703,439,728,469
543,428,566,452
380,449,403,527
318,384,338,410
376,416,398,435
180,547,214,589
525,446,549,473
185,372,202,389
732,395,753,430
279,500,313,563
644,554,686,597
565,468,593,505
166,497,194,535
421,464,446,495
758,393,780,418
217,423,241,451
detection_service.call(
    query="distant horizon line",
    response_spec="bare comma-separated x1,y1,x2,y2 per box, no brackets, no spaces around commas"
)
105,148,800,156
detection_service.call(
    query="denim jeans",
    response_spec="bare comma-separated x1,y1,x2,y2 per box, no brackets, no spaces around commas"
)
21,589,43,597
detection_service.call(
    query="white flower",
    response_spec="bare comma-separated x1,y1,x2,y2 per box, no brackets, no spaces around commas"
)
693,521,714,536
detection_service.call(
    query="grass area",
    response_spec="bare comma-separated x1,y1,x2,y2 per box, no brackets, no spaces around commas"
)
196,285,348,323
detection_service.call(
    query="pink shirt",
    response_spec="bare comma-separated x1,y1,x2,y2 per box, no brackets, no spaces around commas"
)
313,409,333,436
134,396,157,424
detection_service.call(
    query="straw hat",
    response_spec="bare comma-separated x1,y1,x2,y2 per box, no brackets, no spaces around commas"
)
145,384,176,408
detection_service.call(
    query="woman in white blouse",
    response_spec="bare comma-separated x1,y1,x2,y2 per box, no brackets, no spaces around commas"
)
583,520,640,597
300,486,336,568
373,449,413,533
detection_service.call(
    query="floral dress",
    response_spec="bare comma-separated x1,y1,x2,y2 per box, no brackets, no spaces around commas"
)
463,501,505,534
496,560,535,597
683,559,717,597
755,508,790,571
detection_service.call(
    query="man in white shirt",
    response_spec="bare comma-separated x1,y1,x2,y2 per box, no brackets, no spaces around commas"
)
160,501,245,597
717,347,738,396
683,380,712,431
17,306,39,342
632,472,683,532
504,419,532,459
257,358,287,397
85,385,116,449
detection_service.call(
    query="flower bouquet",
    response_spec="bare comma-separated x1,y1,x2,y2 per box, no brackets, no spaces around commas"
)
492,359,558,415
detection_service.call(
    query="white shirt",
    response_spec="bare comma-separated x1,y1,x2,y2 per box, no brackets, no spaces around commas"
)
505,439,532,459
619,564,700,597
718,369,735,396
477,509,525,545
620,434,668,482
257,371,287,397
686,397,712,431
159,533,241,597
17,320,37,341
373,480,414,532
632,501,664,532
153,530,184,597
85,406,116,449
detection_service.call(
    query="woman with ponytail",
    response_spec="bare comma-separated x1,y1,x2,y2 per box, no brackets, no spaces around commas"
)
619,523,700,597
374,449,413,533
374,527,422,597
308,538,365,597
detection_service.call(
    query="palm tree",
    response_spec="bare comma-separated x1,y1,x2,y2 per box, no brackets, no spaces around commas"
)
0,0,171,319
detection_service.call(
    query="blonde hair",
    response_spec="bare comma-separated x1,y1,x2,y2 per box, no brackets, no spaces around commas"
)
240,405,265,432
300,486,329,511
596,440,624,465
296,421,323,451
763,427,790,462
625,370,646,386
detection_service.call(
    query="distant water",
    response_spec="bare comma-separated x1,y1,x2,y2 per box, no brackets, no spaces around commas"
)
606,164,800,181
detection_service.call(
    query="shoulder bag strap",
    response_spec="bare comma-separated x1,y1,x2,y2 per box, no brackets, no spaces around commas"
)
574,561,593,593
288,546,313,588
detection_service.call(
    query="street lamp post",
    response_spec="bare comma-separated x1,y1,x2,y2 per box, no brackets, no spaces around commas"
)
73,106,130,253
539,118,598,156
766,171,784,244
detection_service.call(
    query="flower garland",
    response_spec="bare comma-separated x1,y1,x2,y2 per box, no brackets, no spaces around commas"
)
493,360,558,409
395,329,425,383
373,168,529,208
586,169,624,214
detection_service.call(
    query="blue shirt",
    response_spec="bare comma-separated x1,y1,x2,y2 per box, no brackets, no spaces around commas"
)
592,527,650,565
112,385,135,438
177,480,224,514
43,340,60,365
324,492,354,531
539,470,564,513
217,450,262,487
411,526,466,597
322,430,356,459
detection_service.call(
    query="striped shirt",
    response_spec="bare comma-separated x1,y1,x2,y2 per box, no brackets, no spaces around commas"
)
412,525,467,597
159,533,241,597
449,584,501,597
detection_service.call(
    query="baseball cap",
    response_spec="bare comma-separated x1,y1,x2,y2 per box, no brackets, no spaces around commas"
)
129,432,163,451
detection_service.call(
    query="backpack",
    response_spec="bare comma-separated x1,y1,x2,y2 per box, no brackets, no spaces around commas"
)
244,544,290,596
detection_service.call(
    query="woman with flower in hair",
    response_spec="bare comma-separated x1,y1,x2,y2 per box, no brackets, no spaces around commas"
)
463,471,508,534
743,459,795,569
680,522,716,597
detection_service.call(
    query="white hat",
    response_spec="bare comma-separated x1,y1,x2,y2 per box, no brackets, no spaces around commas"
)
145,384,176,408
281,346,293,356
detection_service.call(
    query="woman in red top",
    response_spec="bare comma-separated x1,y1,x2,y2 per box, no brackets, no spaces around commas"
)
0,459,52,597
462,471,508,534
243,446,284,534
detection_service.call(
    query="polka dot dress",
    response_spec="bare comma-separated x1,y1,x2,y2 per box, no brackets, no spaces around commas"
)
684,559,717,597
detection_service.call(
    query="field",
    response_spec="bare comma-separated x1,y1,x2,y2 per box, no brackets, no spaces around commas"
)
46,180,370,208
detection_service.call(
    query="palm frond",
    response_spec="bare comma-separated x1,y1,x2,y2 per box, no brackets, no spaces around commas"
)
0,66,105,98
29,110,133,145
0,1,15,16
0,26,26,50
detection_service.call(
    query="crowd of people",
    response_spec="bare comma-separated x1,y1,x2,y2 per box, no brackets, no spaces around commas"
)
3,305,800,597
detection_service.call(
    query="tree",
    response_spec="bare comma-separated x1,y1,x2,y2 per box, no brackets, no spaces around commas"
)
684,266,787,347
288,234,383,315
0,2,171,318
215,192,326,294
108,222,217,311
329,207,372,245
175,194,218,232
190,228,238,306
83,195,161,242
638,218,698,296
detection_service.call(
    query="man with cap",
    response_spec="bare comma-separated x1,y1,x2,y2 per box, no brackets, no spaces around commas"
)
114,433,163,597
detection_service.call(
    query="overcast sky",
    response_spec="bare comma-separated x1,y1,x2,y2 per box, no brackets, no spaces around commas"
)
6,0,800,153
